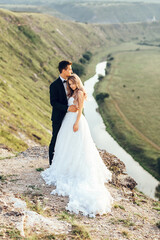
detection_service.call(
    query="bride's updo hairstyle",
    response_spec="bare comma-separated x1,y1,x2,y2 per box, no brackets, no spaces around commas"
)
67,73,87,105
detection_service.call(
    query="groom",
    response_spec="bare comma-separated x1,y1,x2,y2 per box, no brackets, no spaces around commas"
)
49,60,78,165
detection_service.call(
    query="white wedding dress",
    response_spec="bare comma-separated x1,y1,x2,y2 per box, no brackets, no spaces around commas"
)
41,97,113,217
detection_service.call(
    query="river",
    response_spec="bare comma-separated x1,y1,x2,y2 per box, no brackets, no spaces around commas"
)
84,61,159,199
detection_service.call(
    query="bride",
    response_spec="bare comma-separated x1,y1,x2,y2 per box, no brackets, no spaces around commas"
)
41,73,113,217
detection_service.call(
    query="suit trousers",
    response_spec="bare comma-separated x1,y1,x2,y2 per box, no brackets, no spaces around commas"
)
49,122,62,165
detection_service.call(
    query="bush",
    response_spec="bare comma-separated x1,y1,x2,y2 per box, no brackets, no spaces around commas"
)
157,157,160,174
107,62,111,68
79,58,86,64
95,92,109,102
86,51,92,57
98,74,104,81
155,183,160,200
82,51,92,61
107,54,114,61
108,56,114,61
72,63,85,77
156,221,160,228
127,144,144,154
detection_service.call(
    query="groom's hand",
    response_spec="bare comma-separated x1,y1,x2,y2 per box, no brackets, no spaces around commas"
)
68,105,78,112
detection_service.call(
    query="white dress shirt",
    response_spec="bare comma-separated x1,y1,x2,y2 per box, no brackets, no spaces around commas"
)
59,75,68,96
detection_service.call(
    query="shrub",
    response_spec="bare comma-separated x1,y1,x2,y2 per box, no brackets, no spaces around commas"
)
156,221,160,228
108,56,114,61
71,224,91,239
107,54,114,61
155,183,160,200
82,51,92,61
127,144,144,154
107,62,111,68
72,63,85,76
95,92,109,102
86,51,92,57
79,58,86,64
157,157,160,174
98,74,104,81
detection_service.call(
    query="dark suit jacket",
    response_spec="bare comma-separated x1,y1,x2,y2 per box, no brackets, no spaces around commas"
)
50,77,68,123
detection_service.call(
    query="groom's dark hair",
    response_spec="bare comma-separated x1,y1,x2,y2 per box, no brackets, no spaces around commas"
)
58,60,72,73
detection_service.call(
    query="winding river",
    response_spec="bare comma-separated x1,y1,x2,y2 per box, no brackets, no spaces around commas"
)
84,61,159,199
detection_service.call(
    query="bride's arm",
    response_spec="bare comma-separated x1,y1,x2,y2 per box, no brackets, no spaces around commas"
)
73,91,84,132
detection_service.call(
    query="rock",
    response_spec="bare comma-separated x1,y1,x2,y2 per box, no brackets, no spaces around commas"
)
99,149,137,190
118,175,137,190
4,211,23,217
99,149,126,175
0,190,71,238
109,157,126,175
24,210,70,235
11,197,27,210
18,146,48,159
0,146,159,240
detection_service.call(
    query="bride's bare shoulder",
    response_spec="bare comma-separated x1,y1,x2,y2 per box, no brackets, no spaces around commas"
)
77,89,84,96
77,90,84,106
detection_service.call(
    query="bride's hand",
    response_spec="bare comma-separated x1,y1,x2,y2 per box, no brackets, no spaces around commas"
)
68,105,78,112
73,123,79,132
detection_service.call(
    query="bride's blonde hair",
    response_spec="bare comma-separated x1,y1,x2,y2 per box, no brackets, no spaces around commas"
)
67,73,87,105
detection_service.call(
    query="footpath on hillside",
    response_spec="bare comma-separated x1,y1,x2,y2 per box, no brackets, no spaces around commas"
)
0,146,159,240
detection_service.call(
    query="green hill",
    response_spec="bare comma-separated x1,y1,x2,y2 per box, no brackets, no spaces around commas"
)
0,8,108,152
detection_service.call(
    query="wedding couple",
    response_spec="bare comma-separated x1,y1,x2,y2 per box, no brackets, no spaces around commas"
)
41,60,113,217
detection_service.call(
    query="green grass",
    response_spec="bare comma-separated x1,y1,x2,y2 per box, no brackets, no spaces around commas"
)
1,223,90,239
71,224,91,240
110,216,135,227
5,228,22,239
58,210,75,223
114,204,125,210
108,49,160,146
94,42,160,180
36,168,44,172
0,8,109,152
0,175,7,182
1,225,68,239
20,194,53,217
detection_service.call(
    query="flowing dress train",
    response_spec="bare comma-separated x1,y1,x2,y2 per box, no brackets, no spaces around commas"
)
41,97,113,217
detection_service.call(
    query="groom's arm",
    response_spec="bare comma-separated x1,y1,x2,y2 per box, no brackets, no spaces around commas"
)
50,84,68,112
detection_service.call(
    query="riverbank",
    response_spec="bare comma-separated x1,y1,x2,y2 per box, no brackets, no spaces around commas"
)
93,42,160,182
0,146,159,239
84,61,159,200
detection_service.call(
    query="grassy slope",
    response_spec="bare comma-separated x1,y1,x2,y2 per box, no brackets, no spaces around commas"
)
94,42,160,180
0,9,108,152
